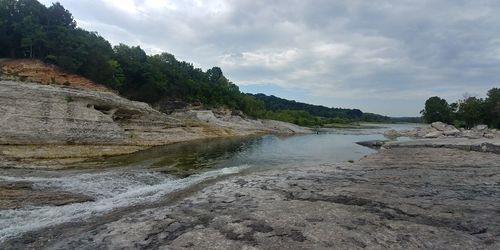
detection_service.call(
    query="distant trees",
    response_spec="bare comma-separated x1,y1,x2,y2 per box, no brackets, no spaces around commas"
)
248,93,376,121
420,96,453,124
421,88,500,129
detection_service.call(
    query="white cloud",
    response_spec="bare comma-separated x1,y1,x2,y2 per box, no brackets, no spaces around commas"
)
38,0,500,116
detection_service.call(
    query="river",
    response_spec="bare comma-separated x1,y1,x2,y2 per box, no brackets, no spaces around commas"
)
0,123,418,242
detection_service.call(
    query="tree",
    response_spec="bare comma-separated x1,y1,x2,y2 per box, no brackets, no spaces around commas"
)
47,2,76,28
420,96,452,123
484,88,500,128
456,95,484,129
207,67,223,83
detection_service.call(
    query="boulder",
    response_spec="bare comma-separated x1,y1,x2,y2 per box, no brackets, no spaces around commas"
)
383,129,399,138
443,128,460,136
462,130,482,139
431,122,447,131
399,129,418,137
442,125,460,136
415,127,438,138
473,125,488,131
356,140,388,149
424,131,443,138
484,133,495,139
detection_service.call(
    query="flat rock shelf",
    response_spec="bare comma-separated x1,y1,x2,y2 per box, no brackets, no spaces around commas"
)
3,146,500,249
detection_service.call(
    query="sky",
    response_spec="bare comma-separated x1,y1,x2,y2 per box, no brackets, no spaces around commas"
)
39,0,500,116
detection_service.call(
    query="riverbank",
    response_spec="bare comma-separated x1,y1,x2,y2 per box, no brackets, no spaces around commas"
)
0,80,311,168
3,137,499,249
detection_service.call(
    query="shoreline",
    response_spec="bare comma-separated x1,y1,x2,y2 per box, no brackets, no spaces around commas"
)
0,80,312,168
2,138,500,248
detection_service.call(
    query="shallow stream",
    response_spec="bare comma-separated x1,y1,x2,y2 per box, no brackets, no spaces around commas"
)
0,123,418,242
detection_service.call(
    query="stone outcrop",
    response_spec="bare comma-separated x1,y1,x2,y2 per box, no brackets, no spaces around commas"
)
0,80,190,146
423,131,443,138
383,138,500,154
0,80,310,161
430,121,447,131
385,122,500,140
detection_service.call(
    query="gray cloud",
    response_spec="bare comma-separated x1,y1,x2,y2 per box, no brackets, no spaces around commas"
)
39,0,500,116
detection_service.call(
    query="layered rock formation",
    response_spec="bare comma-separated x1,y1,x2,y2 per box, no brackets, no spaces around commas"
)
0,80,310,162
0,80,191,146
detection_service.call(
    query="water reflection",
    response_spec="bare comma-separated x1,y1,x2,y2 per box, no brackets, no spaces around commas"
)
95,129,395,175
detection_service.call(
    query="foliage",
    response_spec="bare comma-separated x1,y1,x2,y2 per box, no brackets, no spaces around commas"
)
483,88,500,128
421,88,500,129
248,93,392,122
420,96,453,123
457,96,484,129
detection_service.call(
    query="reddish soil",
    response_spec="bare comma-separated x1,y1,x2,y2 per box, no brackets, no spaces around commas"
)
0,59,111,92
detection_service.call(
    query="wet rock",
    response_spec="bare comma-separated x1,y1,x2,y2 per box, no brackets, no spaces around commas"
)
0,182,94,209
356,140,388,149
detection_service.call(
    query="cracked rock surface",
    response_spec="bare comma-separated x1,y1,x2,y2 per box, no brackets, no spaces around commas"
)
3,147,500,249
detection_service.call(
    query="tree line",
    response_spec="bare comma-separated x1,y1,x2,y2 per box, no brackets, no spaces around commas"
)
1,0,396,126
421,88,500,129
247,94,392,126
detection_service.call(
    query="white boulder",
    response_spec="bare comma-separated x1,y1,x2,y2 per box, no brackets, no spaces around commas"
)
462,130,482,139
424,131,443,138
384,129,400,138
484,133,495,139
473,125,488,131
431,122,447,131
443,128,460,136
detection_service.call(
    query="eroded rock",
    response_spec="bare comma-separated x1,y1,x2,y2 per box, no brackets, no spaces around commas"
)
424,131,443,138
431,121,447,131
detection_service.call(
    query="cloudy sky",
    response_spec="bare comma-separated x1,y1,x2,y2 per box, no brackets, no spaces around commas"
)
39,0,500,116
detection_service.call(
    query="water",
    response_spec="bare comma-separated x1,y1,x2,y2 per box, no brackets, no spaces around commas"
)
0,123,419,242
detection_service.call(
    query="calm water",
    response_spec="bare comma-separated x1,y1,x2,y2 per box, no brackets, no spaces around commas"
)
0,123,418,241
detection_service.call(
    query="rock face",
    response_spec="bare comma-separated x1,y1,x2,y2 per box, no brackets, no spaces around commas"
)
174,109,311,134
0,80,187,146
0,80,310,160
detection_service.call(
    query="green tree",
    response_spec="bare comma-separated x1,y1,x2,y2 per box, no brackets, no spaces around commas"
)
484,88,500,128
456,96,484,129
420,96,452,123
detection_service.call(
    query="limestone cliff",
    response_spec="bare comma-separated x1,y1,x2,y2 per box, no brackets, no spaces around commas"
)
0,80,207,146
0,80,309,163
